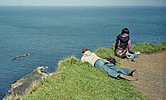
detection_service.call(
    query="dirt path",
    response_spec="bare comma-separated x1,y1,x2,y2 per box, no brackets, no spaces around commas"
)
120,49,166,100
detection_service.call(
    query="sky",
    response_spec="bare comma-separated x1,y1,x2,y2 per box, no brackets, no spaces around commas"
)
0,0,166,6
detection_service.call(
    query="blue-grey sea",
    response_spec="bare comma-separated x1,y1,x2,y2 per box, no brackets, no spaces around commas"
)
0,6,166,99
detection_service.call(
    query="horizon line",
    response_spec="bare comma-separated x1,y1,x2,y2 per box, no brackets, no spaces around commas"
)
0,5,165,7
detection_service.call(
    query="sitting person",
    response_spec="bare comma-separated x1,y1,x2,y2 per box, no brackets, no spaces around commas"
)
81,48,138,81
114,28,140,59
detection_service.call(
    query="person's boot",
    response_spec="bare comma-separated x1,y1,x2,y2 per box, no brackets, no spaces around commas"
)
119,74,138,81
131,69,139,79
126,56,135,62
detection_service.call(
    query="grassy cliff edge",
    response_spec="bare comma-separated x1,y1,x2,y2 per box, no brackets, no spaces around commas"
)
5,41,166,100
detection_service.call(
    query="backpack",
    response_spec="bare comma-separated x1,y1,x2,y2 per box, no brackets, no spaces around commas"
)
104,56,116,65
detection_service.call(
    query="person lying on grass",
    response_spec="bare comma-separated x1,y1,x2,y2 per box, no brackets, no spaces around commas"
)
81,48,138,81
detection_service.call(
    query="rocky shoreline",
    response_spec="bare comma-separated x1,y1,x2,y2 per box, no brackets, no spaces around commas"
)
3,66,51,99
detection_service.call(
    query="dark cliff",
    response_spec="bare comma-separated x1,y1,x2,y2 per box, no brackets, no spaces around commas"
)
9,66,50,96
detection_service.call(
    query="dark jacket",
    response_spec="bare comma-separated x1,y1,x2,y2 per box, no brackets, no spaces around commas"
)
114,34,135,54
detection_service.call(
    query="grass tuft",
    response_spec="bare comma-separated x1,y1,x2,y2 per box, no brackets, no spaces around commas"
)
132,41,166,53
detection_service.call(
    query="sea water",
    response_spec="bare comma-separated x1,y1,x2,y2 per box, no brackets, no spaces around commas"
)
0,6,166,99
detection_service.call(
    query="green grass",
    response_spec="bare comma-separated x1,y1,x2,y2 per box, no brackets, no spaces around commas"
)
23,56,143,100
8,41,166,100
132,41,166,54
23,47,144,100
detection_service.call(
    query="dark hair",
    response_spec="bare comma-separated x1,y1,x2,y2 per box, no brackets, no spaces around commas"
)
121,28,129,35
82,48,89,54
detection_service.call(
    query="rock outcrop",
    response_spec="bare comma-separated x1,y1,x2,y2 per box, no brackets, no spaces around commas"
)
9,66,50,96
